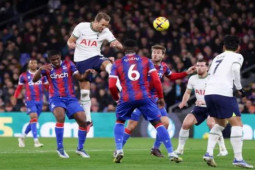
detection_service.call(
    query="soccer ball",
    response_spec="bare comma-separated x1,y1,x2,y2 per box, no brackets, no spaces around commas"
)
153,17,170,31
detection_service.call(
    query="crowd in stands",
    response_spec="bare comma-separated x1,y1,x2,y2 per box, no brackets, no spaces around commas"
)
0,0,254,113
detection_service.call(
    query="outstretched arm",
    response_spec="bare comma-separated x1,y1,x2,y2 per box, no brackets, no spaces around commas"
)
166,66,196,80
33,65,52,82
67,35,77,49
178,88,192,109
110,40,123,51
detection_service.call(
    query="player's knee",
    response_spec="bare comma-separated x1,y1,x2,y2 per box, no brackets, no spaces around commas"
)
207,121,214,129
182,122,192,130
127,121,138,131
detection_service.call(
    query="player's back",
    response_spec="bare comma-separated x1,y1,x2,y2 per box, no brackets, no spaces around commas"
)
205,51,243,97
114,54,154,102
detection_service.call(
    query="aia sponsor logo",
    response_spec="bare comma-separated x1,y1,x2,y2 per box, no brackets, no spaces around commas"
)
50,72,68,79
195,89,205,95
80,39,97,47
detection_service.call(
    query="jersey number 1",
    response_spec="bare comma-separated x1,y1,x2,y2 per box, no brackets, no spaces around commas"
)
128,64,140,81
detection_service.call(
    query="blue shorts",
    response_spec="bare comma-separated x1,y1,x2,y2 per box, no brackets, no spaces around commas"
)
130,107,168,121
25,101,43,116
76,55,109,81
49,97,84,119
191,106,209,125
116,98,161,121
205,95,241,119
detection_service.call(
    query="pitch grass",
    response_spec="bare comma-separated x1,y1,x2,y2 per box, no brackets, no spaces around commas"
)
0,138,254,170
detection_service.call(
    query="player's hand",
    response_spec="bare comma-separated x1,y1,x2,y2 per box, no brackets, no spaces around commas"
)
237,89,246,98
108,57,115,63
195,100,205,106
40,64,52,72
68,42,76,49
157,98,165,109
110,41,123,51
186,66,196,75
178,102,186,109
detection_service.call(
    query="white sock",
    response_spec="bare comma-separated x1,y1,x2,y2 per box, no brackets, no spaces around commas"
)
217,132,227,152
34,138,39,143
177,128,189,151
207,124,225,156
80,89,91,122
230,126,243,161
105,63,112,74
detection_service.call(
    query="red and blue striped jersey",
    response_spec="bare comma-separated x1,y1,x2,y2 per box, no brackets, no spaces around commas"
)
110,54,156,102
41,60,77,98
18,71,48,101
150,62,172,98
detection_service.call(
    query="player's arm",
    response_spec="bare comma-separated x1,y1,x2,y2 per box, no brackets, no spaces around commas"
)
67,35,77,49
110,40,123,51
108,76,119,101
232,62,245,97
166,66,196,80
178,88,192,109
14,74,25,99
73,69,95,81
33,65,52,82
150,70,165,108
14,85,23,99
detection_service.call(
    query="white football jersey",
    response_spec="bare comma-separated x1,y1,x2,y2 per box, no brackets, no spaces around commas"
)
72,22,116,62
187,74,208,107
205,51,244,97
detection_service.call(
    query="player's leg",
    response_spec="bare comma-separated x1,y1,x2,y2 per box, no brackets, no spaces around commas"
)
203,95,227,167
175,113,197,155
140,99,182,162
101,60,122,90
113,102,134,163
122,109,141,147
228,116,253,168
151,107,169,157
52,106,69,158
122,120,138,147
73,111,90,158
149,119,182,163
79,80,93,129
207,116,227,156
66,97,90,158
33,102,44,147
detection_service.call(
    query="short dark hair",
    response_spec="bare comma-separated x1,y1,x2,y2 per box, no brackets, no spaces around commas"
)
151,44,166,54
197,58,208,66
95,12,111,22
123,39,137,53
47,50,61,58
223,35,240,51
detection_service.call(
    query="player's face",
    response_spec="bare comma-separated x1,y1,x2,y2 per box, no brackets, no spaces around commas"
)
95,19,109,32
49,55,61,67
196,62,208,75
151,49,164,62
28,60,38,71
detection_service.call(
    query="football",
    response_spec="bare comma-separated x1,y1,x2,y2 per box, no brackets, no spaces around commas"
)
153,17,170,31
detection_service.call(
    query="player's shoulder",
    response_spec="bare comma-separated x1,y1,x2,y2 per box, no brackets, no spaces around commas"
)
189,74,198,81
20,72,28,77
102,27,111,34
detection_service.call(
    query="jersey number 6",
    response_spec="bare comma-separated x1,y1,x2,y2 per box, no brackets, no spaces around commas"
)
128,64,140,81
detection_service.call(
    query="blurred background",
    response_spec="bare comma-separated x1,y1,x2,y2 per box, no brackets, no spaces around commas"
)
0,0,254,138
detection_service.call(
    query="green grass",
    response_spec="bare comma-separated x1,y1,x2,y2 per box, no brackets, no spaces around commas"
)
0,137,254,170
